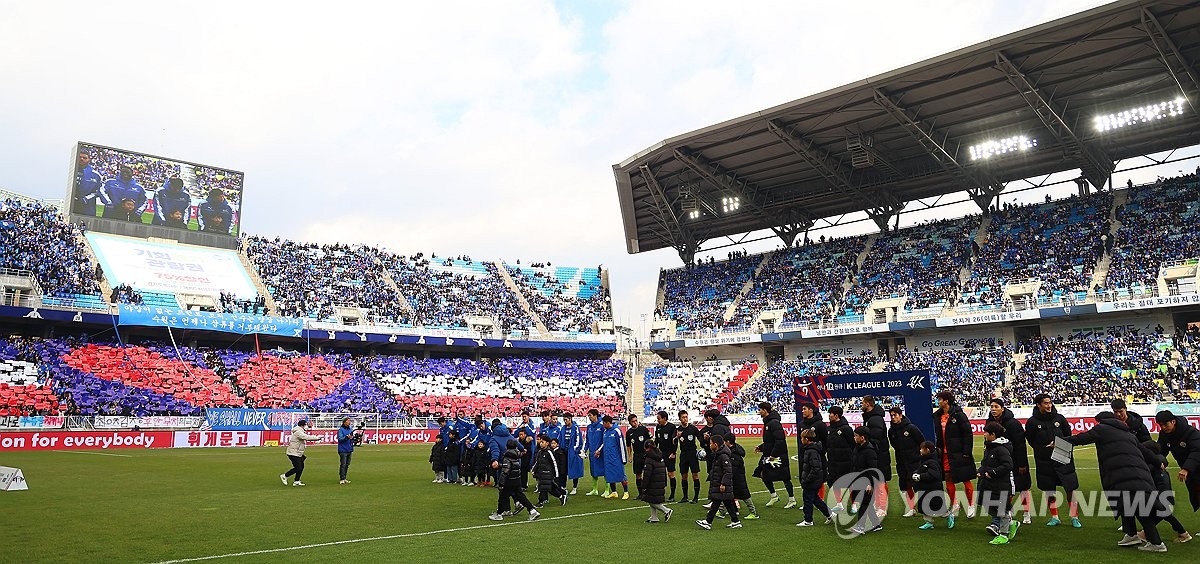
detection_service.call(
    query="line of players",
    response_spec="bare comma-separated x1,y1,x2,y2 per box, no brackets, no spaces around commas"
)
425,393,1200,552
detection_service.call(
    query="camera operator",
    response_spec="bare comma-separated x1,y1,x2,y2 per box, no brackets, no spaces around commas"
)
337,417,360,484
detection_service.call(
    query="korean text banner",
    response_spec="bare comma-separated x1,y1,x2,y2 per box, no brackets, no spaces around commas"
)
87,232,258,297
70,142,244,236
205,408,307,431
118,305,304,337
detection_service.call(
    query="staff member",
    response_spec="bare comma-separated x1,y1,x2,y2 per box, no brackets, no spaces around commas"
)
337,417,356,484
1156,410,1200,513
280,419,320,487
1026,394,1081,528
888,406,925,518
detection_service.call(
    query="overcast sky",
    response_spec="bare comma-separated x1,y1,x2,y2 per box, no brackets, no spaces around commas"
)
6,0,1194,332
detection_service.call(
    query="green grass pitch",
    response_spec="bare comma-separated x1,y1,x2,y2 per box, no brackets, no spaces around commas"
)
1,444,1195,563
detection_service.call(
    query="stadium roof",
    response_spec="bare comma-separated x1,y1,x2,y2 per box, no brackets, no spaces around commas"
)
613,0,1200,261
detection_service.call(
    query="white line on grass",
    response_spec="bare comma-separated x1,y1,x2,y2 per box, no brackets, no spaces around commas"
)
154,488,776,563
50,450,132,457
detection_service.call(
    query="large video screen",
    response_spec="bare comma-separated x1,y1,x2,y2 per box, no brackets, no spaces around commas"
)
69,142,244,236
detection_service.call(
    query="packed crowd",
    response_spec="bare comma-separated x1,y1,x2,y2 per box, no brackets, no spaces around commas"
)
1103,174,1200,294
0,199,102,297
1003,331,1175,405
887,346,1011,407
965,192,1112,304
659,254,763,331
505,264,610,333
382,253,533,330
843,218,977,315
243,236,410,323
109,284,143,305
217,292,268,315
728,236,867,326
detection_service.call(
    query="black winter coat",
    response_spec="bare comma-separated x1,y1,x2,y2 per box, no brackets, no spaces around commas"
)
862,406,892,480
1158,415,1200,511
704,415,731,443
472,444,491,476
826,418,856,484
888,416,925,475
801,412,828,447
933,404,976,483
500,448,524,487
729,442,752,499
800,442,826,489
755,410,791,481
913,451,947,517
1025,407,1079,491
533,448,559,489
1121,410,1152,443
852,441,878,474
707,445,734,501
989,408,1030,491
1067,414,1162,517
430,442,446,471
641,449,668,504
443,441,462,467
976,437,1014,499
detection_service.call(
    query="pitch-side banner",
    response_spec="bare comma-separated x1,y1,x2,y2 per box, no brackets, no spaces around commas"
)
118,305,304,337
86,232,257,297
205,408,307,431
173,430,262,448
0,431,170,451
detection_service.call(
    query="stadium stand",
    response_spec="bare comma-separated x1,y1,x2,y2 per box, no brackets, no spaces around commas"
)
659,253,762,331
727,236,867,327
1003,331,1175,405
374,356,627,417
242,236,409,323
842,218,978,317
887,346,1011,407
0,199,102,299
1103,173,1200,295
381,253,534,331
724,354,880,415
963,191,1112,307
644,359,757,414
504,262,610,333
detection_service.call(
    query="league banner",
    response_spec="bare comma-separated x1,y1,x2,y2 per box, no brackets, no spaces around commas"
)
87,232,258,297
173,430,262,448
118,305,304,338
204,408,307,431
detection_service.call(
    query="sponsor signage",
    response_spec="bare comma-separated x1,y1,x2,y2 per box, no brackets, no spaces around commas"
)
0,431,170,451
173,430,262,448
0,466,28,491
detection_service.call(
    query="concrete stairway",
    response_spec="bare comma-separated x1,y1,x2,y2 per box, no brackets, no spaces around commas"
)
832,233,879,316
493,261,550,334
236,249,279,315
76,233,114,306
722,252,773,323
1088,189,1129,295
374,257,415,316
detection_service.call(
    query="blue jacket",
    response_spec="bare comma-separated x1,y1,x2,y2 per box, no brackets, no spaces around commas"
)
153,184,192,227
101,178,147,219
454,418,476,447
74,165,103,216
337,426,355,453
439,423,453,446
198,200,234,234
585,420,605,454
488,423,514,462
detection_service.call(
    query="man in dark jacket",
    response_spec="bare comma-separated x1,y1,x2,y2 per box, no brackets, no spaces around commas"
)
517,429,534,490
642,443,672,523
888,406,925,518
933,391,976,518
988,398,1031,524
799,402,828,447
336,417,357,484
1155,410,1200,513
696,435,740,529
625,414,652,500
826,406,856,512
861,397,892,517
755,402,795,509
977,422,1016,544
796,428,832,527
1067,412,1168,552
1111,399,1151,443
1026,394,1081,528
490,440,539,522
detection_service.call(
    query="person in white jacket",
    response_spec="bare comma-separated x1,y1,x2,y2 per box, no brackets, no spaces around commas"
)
280,419,321,486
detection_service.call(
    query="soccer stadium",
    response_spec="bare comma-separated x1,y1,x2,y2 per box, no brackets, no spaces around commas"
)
3,0,1200,562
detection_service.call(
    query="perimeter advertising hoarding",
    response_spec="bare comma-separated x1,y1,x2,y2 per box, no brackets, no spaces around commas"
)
68,142,244,237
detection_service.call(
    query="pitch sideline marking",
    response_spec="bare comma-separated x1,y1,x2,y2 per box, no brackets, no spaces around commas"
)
50,450,133,457
153,489,775,563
